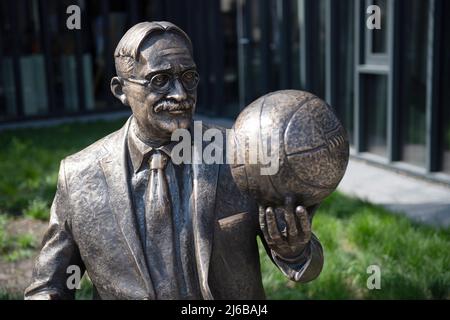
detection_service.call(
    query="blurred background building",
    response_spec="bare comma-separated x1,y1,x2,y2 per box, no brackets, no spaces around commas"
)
0,0,449,184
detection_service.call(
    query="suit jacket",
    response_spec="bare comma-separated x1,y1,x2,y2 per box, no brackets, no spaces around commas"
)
24,117,323,300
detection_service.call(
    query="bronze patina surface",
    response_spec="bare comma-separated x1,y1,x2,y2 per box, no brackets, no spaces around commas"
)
25,21,327,300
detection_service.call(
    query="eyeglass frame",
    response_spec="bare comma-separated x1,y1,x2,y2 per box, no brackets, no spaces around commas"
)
120,69,200,94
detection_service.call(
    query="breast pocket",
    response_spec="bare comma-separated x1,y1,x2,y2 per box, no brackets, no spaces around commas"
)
218,212,252,230
216,211,257,247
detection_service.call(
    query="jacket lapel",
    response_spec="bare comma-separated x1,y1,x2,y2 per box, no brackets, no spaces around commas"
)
98,119,221,300
192,126,221,300
99,117,155,299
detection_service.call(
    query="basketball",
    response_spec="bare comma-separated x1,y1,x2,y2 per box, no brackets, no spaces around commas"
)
229,90,349,207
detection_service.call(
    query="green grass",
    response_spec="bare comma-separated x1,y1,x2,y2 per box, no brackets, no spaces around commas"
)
75,275,94,300
1,118,449,299
0,215,37,262
0,290,23,300
0,119,127,219
260,192,450,300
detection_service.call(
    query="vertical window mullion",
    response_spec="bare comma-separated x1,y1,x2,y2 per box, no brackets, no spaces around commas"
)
387,0,400,162
426,0,442,172
354,0,365,152
325,0,338,107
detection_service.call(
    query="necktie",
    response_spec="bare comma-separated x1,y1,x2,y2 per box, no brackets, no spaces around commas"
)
145,150,179,298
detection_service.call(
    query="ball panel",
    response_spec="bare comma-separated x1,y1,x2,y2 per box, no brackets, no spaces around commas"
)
262,153,296,204
246,164,281,205
305,99,343,134
232,97,264,165
259,90,309,140
284,99,326,155
325,128,350,182
287,148,344,190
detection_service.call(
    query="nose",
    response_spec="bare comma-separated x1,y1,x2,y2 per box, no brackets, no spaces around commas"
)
166,78,187,101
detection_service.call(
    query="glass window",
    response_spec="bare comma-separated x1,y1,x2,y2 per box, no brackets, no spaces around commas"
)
365,0,389,65
400,0,428,167
221,0,240,115
0,0,48,119
371,0,387,54
290,0,301,90
315,0,326,98
441,0,450,174
88,1,127,111
248,0,265,99
0,2,18,121
335,0,355,145
363,74,388,157
47,0,83,114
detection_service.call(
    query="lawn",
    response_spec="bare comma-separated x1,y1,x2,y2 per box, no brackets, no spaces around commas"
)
260,192,450,299
0,118,449,299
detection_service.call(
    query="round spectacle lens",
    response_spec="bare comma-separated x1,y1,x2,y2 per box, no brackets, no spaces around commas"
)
181,71,199,90
150,74,171,91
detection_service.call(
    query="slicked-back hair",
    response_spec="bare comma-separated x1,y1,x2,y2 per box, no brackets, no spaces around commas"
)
114,21,193,78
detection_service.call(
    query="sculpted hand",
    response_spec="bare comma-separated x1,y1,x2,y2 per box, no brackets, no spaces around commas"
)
259,196,319,260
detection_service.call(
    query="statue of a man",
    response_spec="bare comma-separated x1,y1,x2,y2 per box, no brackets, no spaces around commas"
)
25,21,323,300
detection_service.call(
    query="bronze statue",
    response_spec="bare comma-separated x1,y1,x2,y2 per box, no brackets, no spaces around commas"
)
24,21,326,300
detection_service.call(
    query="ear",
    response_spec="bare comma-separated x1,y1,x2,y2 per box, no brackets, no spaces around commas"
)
110,77,129,106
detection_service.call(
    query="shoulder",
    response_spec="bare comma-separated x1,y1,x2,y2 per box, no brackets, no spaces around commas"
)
62,121,128,177
64,131,116,165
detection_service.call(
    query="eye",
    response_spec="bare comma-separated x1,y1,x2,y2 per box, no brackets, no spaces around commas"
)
151,74,170,88
182,71,199,89
183,71,194,80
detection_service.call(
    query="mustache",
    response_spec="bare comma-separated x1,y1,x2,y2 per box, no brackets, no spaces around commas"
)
153,98,194,113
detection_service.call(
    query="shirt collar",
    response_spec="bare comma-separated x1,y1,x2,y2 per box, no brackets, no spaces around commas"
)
127,119,175,173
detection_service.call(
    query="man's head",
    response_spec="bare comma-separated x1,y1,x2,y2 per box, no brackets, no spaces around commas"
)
111,21,198,144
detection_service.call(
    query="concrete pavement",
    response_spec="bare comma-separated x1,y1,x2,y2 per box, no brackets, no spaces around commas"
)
338,158,450,228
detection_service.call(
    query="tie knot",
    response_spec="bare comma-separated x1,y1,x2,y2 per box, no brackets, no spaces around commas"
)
149,151,168,170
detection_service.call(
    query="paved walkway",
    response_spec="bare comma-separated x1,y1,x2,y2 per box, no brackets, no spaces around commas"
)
338,158,450,228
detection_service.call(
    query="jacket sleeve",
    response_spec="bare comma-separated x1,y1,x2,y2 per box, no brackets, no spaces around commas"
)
264,233,324,283
24,160,85,300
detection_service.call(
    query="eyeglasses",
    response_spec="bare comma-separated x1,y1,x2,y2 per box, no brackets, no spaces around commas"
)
123,70,199,93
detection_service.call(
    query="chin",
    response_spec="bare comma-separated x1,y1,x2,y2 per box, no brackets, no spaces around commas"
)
158,114,192,134
175,117,192,130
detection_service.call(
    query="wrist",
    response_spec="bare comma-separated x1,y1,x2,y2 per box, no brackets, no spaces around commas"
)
272,243,311,263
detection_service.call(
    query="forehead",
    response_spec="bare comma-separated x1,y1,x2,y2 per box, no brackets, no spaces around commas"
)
137,33,195,75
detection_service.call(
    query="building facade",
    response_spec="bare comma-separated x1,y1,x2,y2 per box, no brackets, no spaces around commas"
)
0,0,449,183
